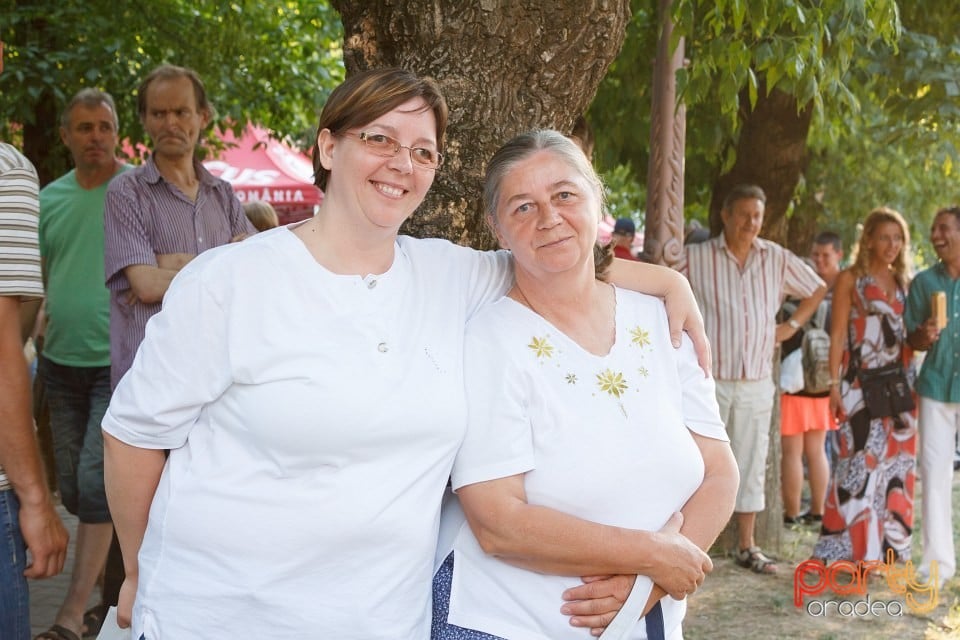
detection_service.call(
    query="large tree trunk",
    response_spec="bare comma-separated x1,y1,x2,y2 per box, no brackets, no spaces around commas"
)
16,9,69,187
708,86,813,246
331,0,631,249
22,88,66,188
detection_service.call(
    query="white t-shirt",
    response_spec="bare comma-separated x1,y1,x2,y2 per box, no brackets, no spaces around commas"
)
102,227,512,639
446,287,728,640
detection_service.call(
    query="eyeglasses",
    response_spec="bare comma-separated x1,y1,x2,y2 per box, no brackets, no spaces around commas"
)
342,131,443,170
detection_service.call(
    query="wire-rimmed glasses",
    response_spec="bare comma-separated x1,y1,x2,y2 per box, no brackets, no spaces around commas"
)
342,131,443,170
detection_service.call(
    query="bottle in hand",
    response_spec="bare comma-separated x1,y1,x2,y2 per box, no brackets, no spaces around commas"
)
932,291,948,330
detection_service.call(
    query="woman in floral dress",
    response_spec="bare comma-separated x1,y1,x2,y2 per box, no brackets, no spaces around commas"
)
813,207,917,563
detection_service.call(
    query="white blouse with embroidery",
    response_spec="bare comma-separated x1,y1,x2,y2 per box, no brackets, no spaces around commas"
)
446,286,728,640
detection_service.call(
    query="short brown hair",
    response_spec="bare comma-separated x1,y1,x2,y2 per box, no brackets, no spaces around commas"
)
722,184,766,212
62,88,119,131
935,206,960,226
137,64,210,121
311,68,448,190
243,201,279,232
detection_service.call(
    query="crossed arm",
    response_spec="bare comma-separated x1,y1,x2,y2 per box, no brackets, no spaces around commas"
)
123,230,249,305
122,253,196,304
456,431,738,635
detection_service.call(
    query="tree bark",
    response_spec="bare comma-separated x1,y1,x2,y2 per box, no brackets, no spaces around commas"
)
708,86,813,246
331,0,631,248
16,9,69,187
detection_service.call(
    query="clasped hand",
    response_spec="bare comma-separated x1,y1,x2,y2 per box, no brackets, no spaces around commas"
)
562,512,710,634
646,512,711,599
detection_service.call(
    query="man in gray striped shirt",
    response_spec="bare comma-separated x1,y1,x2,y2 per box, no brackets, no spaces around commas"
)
0,142,69,639
104,65,254,391
677,184,825,576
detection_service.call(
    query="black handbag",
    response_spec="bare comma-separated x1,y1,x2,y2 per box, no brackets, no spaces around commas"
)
857,362,915,418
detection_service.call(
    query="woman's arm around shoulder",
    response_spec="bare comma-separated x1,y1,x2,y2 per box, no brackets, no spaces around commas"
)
607,259,711,374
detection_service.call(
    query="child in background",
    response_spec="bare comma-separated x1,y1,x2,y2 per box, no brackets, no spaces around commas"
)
243,200,279,232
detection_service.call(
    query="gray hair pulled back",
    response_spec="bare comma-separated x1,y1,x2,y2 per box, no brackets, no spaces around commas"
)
483,129,612,278
483,129,605,229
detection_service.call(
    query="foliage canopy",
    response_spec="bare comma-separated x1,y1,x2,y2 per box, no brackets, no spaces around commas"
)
1,0,344,181
592,0,960,264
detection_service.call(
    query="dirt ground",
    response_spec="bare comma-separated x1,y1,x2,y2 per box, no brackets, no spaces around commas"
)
682,474,960,639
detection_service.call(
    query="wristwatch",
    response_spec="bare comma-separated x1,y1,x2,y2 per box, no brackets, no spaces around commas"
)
788,319,801,330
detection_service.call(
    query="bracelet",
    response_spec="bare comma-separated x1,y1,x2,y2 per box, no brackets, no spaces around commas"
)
828,379,841,386
788,319,801,330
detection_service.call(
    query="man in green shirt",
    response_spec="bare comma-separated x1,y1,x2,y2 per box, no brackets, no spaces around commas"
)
36,89,129,640
905,205,960,590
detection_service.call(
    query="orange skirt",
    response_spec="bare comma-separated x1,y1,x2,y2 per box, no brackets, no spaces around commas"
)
780,394,837,436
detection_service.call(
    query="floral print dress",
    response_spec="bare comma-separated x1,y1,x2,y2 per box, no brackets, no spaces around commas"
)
813,275,917,563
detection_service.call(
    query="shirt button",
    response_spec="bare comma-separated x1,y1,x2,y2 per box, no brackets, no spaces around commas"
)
378,342,388,353
367,279,377,290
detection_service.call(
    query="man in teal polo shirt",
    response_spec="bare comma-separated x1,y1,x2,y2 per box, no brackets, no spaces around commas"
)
37,88,129,639
905,205,960,590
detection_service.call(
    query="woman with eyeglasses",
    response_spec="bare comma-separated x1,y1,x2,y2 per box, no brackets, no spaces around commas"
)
102,68,709,639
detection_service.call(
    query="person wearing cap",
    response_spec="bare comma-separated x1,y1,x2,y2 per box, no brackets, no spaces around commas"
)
612,217,638,260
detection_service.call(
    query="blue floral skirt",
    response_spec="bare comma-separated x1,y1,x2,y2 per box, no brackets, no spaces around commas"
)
432,552,666,640
431,553,505,639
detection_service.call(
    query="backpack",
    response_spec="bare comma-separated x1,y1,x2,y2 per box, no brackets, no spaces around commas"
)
784,299,832,394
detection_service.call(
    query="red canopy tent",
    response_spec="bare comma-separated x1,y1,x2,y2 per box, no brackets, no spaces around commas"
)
203,124,322,225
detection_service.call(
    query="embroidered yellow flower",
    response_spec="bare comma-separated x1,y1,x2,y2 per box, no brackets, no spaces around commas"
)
528,336,554,359
596,369,628,398
638,366,650,378
565,373,577,384
630,326,651,348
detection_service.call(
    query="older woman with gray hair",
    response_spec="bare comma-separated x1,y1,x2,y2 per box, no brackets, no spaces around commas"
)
432,130,739,640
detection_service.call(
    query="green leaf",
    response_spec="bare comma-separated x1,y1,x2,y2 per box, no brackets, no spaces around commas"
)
747,67,758,108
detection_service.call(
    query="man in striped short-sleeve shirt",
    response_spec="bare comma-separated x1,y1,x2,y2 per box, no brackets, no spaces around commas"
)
0,142,69,639
676,184,825,575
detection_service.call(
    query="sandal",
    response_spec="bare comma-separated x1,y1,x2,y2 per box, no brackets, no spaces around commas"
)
734,546,779,574
34,624,80,640
82,603,111,638
783,512,823,526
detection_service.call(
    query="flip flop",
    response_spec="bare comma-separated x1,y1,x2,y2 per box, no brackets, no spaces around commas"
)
82,603,111,638
34,624,80,640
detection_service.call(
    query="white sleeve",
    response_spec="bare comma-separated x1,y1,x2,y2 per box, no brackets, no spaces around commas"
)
459,246,513,321
452,316,534,490
677,333,728,441
102,264,234,449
